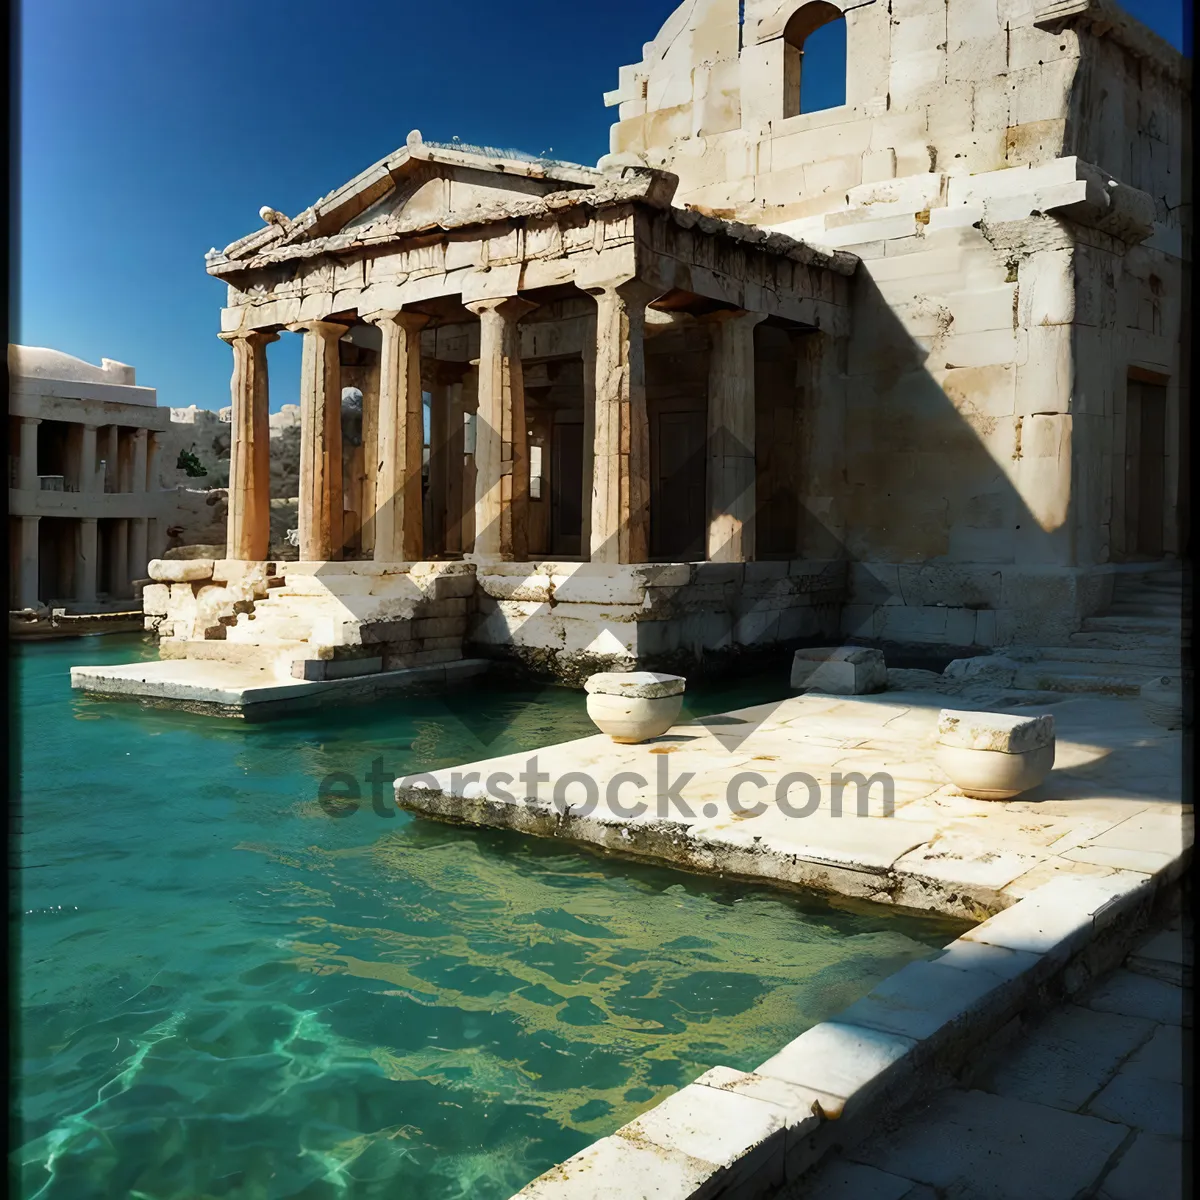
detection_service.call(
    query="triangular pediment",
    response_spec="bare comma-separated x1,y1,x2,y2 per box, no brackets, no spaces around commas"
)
215,131,604,264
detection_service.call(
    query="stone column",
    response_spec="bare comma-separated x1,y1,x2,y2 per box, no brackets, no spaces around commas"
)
705,310,766,563
221,329,278,561
290,320,348,561
365,310,429,563
585,279,656,565
429,362,470,557
132,429,149,495
81,424,98,493
146,432,161,493
117,429,133,493
465,297,536,561
18,418,40,491
357,356,381,558
18,516,39,608
129,518,149,584
580,315,597,560
461,367,479,554
445,371,467,557
112,519,129,599
103,427,119,492
77,518,98,603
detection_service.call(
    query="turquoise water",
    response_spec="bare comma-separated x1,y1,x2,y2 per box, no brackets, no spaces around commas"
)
15,636,968,1200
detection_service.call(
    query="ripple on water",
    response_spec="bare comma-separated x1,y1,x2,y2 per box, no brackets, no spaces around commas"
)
16,636,969,1199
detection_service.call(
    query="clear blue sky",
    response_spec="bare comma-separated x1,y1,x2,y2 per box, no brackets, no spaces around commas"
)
16,0,1188,413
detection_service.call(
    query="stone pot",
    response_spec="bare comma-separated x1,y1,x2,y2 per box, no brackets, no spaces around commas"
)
935,709,1056,801
1141,676,1183,730
934,741,1056,801
584,671,687,744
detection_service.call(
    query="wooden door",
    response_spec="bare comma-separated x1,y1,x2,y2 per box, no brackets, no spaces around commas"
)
651,409,706,561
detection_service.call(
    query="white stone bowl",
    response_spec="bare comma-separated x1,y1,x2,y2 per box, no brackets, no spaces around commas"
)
934,741,1056,801
585,691,684,745
584,671,687,744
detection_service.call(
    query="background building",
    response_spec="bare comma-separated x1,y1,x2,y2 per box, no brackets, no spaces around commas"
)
9,345,189,610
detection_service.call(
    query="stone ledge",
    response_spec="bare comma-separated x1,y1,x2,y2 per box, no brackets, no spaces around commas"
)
70,657,490,719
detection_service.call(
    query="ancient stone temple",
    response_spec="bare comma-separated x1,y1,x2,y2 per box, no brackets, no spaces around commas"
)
78,0,1188,705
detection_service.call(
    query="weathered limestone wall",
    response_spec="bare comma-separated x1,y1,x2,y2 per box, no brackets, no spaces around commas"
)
602,0,1103,219
469,560,845,681
605,0,1188,648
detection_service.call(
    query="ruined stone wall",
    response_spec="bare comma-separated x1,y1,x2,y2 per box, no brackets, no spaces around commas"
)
602,0,1098,222
469,560,845,682
606,0,1187,648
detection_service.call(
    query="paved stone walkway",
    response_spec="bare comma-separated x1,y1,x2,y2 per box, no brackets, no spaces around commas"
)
781,912,1191,1200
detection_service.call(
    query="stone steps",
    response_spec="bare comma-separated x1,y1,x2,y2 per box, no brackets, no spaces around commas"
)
1011,667,1143,696
1111,583,1183,602
1106,601,1182,617
226,614,317,643
1079,614,1182,635
179,639,310,667
1068,630,1181,652
1007,643,1181,668
1012,657,1179,695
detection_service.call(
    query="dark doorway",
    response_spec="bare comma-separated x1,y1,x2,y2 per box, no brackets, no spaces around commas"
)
549,419,583,557
1125,379,1167,559
651,409,706,560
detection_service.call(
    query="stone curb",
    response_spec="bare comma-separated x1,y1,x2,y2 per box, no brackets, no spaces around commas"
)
396,782,1004,921
509,861,1184,1199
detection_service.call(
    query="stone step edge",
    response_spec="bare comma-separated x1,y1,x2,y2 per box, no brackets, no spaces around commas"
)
510,866,1185,1200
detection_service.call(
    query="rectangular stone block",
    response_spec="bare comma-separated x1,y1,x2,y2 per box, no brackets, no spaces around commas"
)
291,656,383,682
791,647,886,694
142,584,170,616
411,616,467,639
757,1020,916,1121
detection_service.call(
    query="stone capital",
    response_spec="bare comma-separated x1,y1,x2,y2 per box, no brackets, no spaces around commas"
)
580,275,660,308
364,308,431,332
701,307,768,329
286,319,348,341
464,296,538,322
218,328,280,347
21,416,42,426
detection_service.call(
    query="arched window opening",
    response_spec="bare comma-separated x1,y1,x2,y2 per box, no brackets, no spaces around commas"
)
783,2,847,118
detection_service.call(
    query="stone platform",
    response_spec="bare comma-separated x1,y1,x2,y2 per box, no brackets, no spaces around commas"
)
70,656,489,719
395,688,1188,921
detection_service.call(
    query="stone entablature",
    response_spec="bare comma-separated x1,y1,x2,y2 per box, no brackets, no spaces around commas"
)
209,158,857,339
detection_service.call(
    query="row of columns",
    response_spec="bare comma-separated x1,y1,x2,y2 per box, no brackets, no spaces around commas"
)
12,515,149,609
14,418,158,494
223,282,765,567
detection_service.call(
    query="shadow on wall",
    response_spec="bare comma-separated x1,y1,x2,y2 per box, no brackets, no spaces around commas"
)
819,261,1091,651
